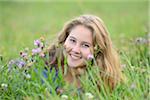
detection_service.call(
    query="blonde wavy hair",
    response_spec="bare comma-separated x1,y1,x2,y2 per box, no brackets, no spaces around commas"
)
49,14,124,90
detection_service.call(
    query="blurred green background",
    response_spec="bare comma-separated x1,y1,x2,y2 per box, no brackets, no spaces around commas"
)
0,0,148,60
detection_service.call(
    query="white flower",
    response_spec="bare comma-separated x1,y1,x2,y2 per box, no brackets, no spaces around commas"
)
61,94,68,99
25,47,29,52
130,83,136,89
1,83,8,88
121,64,126,70
24,73,31,79
26,74,31,79
85,92,94,99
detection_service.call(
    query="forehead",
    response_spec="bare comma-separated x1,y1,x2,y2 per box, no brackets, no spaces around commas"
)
69,25,93,44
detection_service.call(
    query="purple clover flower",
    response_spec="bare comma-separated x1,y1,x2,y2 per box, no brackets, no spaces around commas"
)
40,53,45,58
34,39,43,47
32,48,42,55
20,52,28,58
8,59,26,71
34,39,41,46
17,60,26,69
87,54,94,61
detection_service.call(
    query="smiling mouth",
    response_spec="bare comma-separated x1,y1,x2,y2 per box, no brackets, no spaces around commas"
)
70,54,82,60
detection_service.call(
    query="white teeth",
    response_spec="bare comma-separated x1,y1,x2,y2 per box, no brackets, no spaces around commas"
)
70,54,81,60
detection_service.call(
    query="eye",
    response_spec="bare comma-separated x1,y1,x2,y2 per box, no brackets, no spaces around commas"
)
82,43,90,48
69,38,76,43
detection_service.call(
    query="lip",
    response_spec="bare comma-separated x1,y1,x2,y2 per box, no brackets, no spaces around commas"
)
69,53,82,60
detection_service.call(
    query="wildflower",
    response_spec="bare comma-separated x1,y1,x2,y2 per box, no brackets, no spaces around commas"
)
121,64,126,70
20,51,28,58
85,92,94,99
26,62,34,67
87,54,94,61
24,47,29,52
61,94,68,99
56,87,64,95
87,54,94,66
40,36,45,42
39,52,45,58
1,83,8,91
8,60,15,71
8,59,26,71
135,37,148,45
17,60,26,69
1,83,8,88
34,39,41,46
24,73,31,79
34,39,43,47
130,82,136,89
32,48,42,55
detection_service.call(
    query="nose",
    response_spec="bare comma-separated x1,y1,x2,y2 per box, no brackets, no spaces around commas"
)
72,44,81,54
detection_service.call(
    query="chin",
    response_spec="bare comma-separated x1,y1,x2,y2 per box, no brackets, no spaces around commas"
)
67,60,85,68
66,54,85,68
67,62,79,68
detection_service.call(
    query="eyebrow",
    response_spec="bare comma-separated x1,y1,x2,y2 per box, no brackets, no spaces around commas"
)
69,36,92,46
69,36,76,40
82,41,92,46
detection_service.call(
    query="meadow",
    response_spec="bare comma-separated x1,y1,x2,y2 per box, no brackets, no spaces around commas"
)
0,0,149,100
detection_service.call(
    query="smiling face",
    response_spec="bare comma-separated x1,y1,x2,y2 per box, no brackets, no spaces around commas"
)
64,25,94,68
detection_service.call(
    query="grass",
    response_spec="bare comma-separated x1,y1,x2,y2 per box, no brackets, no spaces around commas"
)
0,0,149,100
0,0,148,58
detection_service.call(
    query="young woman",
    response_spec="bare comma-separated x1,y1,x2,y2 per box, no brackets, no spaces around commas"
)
47,14,124,93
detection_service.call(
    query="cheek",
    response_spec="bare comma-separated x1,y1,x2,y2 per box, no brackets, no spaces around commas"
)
81,49,92,59
64,40,73,48
64,40,69,47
